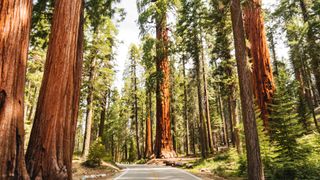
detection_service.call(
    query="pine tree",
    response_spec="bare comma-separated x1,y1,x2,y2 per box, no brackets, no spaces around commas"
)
268,65,306,179
137,0,179,158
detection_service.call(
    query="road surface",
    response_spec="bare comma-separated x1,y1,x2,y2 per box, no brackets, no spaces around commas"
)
114,164,201,180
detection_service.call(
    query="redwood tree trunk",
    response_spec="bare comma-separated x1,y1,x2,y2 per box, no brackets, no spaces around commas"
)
0,1,32,179
154,15,176,158
26,0,83,179
243,0,275,130
230,0,264,179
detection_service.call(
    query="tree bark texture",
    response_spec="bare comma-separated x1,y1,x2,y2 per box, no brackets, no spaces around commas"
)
26,0,83,179
201,47,214,153
243,0,275,130
231,0,265,179
99,90,109,138
0,0,32,179
182,56,190,155
145,91,153,158
195,36,208,158
133,57,141,159
154,14,176,158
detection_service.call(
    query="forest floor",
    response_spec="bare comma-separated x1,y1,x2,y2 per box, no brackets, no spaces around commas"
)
144,153,243,180
72,160,120,180
179,150,244,180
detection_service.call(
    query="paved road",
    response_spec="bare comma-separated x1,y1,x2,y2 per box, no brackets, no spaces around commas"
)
114,164,201,180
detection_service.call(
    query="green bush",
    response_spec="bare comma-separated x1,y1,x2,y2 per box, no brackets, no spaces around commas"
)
83,138,106,167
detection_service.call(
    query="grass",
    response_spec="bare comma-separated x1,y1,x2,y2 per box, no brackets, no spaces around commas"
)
186,148,244,179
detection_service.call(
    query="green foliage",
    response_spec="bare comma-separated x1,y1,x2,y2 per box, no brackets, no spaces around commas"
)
128,138,137,162
269,67,305,164
31,0,54,48
85,138,106,167
191,149,240,178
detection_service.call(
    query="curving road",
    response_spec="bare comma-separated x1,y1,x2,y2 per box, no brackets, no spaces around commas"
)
114,164,201,180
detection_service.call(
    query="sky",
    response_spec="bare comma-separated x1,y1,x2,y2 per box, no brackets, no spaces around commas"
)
113,0,289,92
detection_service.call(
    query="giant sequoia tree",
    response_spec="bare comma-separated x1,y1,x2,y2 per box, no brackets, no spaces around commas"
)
26,0,83,179
138,0,177,158
243,0,275,130
0,0,32,179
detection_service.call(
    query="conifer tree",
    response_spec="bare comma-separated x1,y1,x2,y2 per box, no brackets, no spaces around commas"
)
269,65,306,179
0,0,32,178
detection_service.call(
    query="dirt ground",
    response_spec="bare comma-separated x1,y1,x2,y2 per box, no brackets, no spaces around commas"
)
72,160,120,180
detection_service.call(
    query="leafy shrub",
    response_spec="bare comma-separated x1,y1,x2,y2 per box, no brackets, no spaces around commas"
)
83,138,106,167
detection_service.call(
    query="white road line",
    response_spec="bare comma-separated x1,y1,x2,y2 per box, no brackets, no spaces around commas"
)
114,169,129,180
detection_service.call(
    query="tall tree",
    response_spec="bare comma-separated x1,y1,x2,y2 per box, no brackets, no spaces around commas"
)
298,0,320,98
243,0,275,130
177,0,211,158
230,0,265,179
129,44,141,159
82,0,118,158
154,0,176,158
201,45,215,153
141,35,156,158
210,0,241,153
138,0,178,158
182,55,190,155
0,0,32,179
26,0,83,179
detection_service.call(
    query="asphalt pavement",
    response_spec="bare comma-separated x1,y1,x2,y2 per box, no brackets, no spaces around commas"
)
114,164,202,180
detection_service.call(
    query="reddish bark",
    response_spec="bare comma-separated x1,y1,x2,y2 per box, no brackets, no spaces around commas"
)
230,0,265,179
0,0,32,179
26,0,83,179
145,91,153,158
154,15,176,158
243,0,275,130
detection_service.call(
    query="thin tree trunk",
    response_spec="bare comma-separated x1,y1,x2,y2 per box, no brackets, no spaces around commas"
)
0,0,32,178
83,57,95,158
27,87,38,122
201,45,214,153
195,39,207,158
26,0,83,179
99,90,109,137
191,122,196,155
133,56,141,159
230,0,264,179
219,97,229,146
243,0,275,131
268,31,279,76
145,91,153,158
170,67,177,152
182,56,190,155
299,0,320,98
